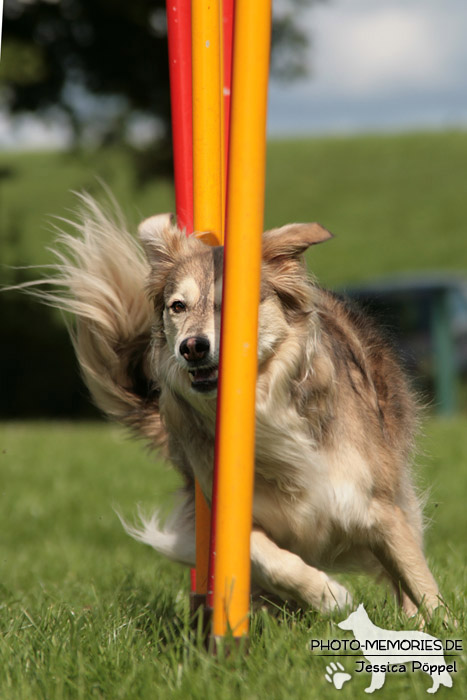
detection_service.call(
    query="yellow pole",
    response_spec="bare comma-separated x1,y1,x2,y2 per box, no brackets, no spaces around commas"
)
191,0,224,603
192,0,224,246
212,0,272,638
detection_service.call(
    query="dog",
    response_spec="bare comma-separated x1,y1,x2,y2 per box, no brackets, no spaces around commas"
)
26,194,442,619
338,604,453,693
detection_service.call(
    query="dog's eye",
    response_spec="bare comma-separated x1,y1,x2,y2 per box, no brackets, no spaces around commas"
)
169,301,186,314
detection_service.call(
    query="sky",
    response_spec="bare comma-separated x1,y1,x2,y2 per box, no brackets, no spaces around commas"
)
1,0,467,148
269,0,467,135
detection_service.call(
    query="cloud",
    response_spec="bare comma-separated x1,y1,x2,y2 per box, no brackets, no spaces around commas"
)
318,10,442,94
268,0,467,134
0,112,71,150
302,0,467,98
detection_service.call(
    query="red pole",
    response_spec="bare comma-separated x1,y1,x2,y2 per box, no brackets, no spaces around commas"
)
166,0,193,234
166,0,196,594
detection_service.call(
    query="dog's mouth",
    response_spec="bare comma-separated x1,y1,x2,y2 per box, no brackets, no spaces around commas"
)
188,366,218,393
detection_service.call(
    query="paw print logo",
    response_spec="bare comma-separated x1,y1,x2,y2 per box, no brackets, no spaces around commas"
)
325,662,352,690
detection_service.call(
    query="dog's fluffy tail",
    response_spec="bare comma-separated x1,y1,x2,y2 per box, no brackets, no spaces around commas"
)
16,193,166,447
118,490,196,566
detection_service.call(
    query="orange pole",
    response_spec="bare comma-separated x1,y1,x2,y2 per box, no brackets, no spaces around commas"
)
207,0,233,612
191,0,224,603
212,0,272,638
192,0,224,246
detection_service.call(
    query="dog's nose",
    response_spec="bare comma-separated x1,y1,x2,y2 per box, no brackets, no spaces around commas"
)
179,336,210,362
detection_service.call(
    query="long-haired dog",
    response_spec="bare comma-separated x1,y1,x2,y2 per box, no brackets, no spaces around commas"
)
25,195,442,619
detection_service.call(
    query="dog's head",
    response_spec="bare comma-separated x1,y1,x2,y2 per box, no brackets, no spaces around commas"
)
139,214,332,398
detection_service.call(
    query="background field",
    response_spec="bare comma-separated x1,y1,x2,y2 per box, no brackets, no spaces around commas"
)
0,420,466,699
2,131,467,287
1,131,466,697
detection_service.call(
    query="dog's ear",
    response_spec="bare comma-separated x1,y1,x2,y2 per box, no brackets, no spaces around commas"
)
138,213,186,270
138,213,190,320
262,222,333,263
262,223,332,316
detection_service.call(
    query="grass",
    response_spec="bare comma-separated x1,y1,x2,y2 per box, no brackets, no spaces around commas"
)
0,420,466,699
0,148,176,281
1,131,467,287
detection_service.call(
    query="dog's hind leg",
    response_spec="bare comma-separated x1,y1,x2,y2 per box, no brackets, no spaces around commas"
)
395,587,420,618
250,529,352,613
390,579,420,618
378,568,420,618
370,504,441,619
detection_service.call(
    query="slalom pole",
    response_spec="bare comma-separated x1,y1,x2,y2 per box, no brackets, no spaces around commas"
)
222,0,234,152
192,0,224,247
220,0,234,226
191,0,224,611
212,0,272,641
166,0,193,234
206,0,234,614
166,0,201,603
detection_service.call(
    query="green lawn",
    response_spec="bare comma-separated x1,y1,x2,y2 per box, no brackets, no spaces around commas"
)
0,420,465,699
1,131,467,287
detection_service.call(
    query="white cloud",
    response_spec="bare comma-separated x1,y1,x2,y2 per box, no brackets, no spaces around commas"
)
305,0,467,98
268,0,467,134
0,112,71,150
321,11,442,94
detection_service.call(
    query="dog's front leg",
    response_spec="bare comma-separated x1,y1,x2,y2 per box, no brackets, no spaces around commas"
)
250,529,352,613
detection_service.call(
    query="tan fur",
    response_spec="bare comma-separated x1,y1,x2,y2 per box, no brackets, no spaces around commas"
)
20,196,442,620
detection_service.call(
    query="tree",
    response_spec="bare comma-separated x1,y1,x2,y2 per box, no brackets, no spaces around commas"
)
1,0,316,154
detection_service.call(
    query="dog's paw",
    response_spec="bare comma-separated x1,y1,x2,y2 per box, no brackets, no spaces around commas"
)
321,578,352,613
325,662,352,689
